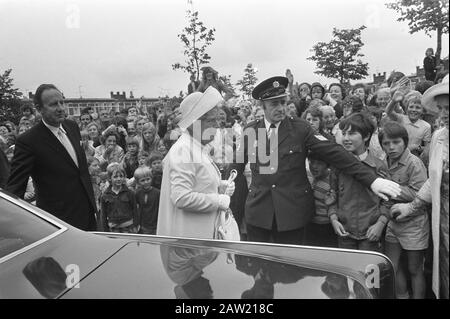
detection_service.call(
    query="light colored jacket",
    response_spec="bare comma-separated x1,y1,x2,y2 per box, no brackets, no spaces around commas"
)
157,132,229,239
417,127,449,298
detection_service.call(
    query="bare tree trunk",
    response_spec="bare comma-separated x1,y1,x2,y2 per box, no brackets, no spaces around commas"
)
193,32,199,81
436,26,442,65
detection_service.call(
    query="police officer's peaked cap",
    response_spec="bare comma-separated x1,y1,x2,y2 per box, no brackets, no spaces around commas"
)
252,76,289,100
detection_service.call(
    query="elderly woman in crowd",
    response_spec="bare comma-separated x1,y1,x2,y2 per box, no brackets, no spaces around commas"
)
324,83,346,119
157,87,235,239
391,75,449,299
94,130,125,167
319,104,337,137
311,82,326,100
372,87,392,112
86,122,102,148
352,83,368,106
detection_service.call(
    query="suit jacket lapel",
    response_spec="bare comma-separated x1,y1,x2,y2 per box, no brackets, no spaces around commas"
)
62,122,83,169
39,121,79,170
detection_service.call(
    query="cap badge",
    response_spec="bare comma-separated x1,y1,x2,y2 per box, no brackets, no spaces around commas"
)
273,81,279,88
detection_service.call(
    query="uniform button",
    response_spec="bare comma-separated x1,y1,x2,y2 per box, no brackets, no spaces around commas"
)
270,167,274,170
272,184,276,188
289,150,293,153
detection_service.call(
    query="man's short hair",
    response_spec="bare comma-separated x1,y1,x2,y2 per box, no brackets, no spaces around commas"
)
134,166,153,181
339,112,375,145
378,121,409,148
34,84,60,109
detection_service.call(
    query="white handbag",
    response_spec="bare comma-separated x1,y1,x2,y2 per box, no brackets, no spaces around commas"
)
214,208,240,241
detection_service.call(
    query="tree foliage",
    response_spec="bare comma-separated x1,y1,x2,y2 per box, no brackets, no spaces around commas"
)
307,26,369,84
386,0,449,62
236,63,258,99
0,69,24,124
172,10,216,81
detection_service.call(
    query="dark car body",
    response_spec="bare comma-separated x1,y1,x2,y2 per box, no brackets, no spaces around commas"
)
0,190,395,299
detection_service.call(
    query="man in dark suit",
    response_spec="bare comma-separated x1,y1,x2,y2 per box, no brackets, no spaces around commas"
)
6,84,97,231
230,76,401,245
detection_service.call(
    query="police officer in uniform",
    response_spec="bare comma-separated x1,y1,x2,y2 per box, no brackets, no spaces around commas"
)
230,76,401,245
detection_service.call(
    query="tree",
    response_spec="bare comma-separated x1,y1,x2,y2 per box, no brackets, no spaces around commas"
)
236,63,258,99
172,9,216,81
307,26,369,84
0,69,24,124
386,0,449,63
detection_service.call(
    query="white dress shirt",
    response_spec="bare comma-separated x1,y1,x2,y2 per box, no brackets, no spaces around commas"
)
42,120,79,167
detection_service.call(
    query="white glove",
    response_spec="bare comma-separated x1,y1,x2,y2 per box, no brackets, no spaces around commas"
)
224,181,235,197
370,178,401,201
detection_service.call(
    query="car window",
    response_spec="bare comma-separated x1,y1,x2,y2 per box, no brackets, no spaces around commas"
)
0,196,60,260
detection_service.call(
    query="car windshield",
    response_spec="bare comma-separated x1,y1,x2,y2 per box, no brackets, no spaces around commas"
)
0,196,60,260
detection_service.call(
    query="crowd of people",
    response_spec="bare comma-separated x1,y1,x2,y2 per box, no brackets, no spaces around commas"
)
0,57,448,299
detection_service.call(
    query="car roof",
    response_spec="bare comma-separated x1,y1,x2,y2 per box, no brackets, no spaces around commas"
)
0,190,394,299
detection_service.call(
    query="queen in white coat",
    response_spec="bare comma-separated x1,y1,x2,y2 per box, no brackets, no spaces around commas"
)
157,87,235,239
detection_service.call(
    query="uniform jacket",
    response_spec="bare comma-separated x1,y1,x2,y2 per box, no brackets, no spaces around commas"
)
230,116,378,231
6,120,97,230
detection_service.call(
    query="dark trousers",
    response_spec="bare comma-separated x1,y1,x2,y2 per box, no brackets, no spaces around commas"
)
338,236,381,252
246,218,305,245
304,223,337,248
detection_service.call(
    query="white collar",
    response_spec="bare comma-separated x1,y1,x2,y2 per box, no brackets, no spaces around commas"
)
355,150,369,161
264,117,281,131
42,119,65,134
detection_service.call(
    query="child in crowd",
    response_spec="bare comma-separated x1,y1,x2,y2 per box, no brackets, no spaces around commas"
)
122,136,140,179
380,121,429,299
99,165,138,233
148,153,163,189
305,155,338,248
81,130,95,157
5,144,35,203
330,112,390,252
157,139,168,157
138,150,151,167
87,156,103,210
134,166,160,235
20,104,35,126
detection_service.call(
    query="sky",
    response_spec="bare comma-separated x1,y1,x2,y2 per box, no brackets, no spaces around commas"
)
0,0,448,99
